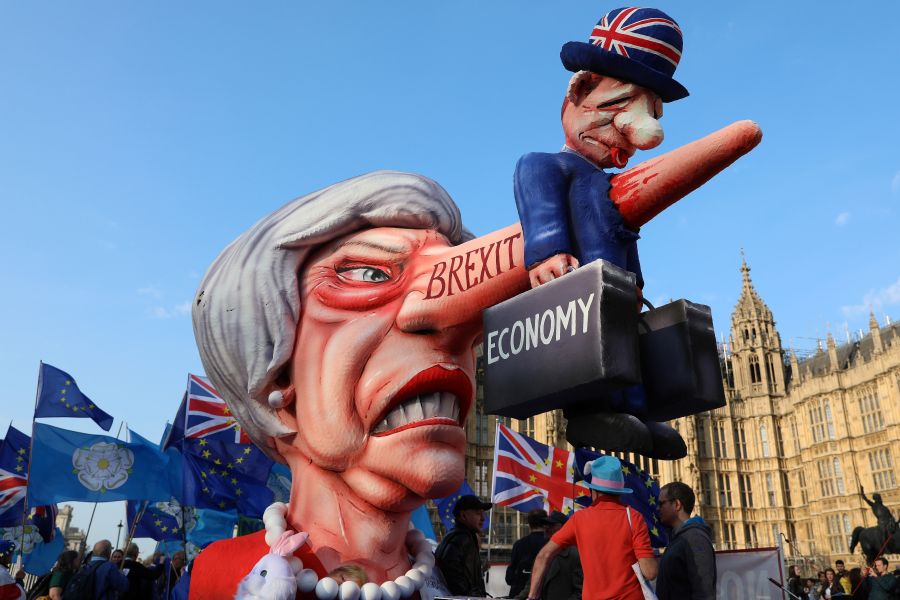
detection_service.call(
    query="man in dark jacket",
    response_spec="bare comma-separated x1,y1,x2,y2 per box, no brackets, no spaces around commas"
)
863,557,899,600
120,543,165,600
507,509,548,597
657,482,716,600
84,539,130,599
435,495,492,597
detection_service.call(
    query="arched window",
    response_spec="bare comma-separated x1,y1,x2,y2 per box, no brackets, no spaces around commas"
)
834,457,845,494
749,355,761,384
824,400,835,439
760,424,770,457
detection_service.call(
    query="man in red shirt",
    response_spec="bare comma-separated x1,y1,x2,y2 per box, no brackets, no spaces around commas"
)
527,456,658,600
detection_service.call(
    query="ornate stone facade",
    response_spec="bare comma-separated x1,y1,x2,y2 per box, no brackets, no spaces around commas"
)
55,504,86,552
658,259,900,568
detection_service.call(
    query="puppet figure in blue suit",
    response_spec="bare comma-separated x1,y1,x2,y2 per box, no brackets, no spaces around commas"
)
514,7,689,455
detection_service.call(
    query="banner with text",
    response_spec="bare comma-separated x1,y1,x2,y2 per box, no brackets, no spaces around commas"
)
715,547,785,600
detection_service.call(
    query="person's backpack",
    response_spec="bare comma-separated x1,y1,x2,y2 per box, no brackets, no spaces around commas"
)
61,561,103,600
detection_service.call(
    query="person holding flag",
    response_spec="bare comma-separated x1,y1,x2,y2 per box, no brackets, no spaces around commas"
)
527,456,658,600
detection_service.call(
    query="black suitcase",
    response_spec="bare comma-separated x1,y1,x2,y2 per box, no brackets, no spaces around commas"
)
483,259,641,419
638,299,726,421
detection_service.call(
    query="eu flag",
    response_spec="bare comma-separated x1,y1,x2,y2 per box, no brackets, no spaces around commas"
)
573,449,668,548
0,426,31,527
127,498,236,547
34,363,114,431
27,424,178,506
434,480,489,534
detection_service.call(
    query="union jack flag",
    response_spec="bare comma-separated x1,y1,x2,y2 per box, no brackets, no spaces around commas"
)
0,426,31,527
0,468,27,519
491,423,589,514
589,7,682,69
185,373,249,444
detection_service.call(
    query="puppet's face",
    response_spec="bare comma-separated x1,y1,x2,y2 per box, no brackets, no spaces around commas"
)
562,73,664,169
285,227,479,510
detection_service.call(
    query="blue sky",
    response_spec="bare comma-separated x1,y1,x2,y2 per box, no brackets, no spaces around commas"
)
2,1,899,549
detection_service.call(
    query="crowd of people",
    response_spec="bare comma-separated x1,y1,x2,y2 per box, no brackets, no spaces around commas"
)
435,456,900,600
1,539,188,600
436,456,718,600
788,558,900,600
3,455,898,599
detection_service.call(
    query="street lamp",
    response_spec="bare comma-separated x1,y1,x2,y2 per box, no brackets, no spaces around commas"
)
115,520,123,551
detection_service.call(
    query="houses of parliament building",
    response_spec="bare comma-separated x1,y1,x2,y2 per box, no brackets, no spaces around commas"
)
456,258,900,567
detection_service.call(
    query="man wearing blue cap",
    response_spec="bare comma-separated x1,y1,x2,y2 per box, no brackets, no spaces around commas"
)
527,456,657,600
514,6,690,455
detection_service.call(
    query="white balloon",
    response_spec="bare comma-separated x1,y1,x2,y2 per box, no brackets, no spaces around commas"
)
405,569,424,589
360,582,383,600
287,556,303,573
263,502,287,521
297,569,319,593
414,552,435,567
413,540,432,556
316,577,340,600
405,529,425,546
264,526,285,547
414,563,432,578
381,581,400,600
395,576,414,598
340,581,361,600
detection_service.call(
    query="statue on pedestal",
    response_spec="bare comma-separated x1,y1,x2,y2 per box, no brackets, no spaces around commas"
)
850,486,900,564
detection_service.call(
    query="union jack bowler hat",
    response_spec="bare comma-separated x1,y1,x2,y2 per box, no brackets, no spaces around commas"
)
561,7,689,102
583,456,633,494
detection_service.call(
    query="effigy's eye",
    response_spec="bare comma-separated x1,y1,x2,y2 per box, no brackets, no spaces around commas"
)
260,569,267,577
336,266,392,283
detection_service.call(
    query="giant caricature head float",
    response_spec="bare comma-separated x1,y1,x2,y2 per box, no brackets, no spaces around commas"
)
560,7,688,169
193,171,481,509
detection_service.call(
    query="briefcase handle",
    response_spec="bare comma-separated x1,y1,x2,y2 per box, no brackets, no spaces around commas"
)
637,298,656,334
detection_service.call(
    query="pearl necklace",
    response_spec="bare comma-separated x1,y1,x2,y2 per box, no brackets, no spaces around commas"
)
262,502,435,600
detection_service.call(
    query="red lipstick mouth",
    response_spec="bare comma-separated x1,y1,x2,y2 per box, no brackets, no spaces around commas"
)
370,365,474,437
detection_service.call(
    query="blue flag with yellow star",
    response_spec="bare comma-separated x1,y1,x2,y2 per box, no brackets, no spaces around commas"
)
164,389,277,518
434,480,489,534
573,449,668,548
0,426,31,527
34,363,114,431
27,424,179,506
126,499,237,547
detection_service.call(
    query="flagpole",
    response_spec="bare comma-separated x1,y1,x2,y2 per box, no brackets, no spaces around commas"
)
486,420,502,570
83,420,125,550
18,360,44,565
180,503,188,556
121,500,148,569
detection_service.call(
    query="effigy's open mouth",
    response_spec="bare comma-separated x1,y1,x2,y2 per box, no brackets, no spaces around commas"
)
370,365,472,436
371,392,461,435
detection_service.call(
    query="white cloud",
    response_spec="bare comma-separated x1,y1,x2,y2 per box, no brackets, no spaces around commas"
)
892,171,900,193
834,212,850,226
841,275,900,317
150,301,192,319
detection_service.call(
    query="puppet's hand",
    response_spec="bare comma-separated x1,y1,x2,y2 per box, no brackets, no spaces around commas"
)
528,253,579,288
